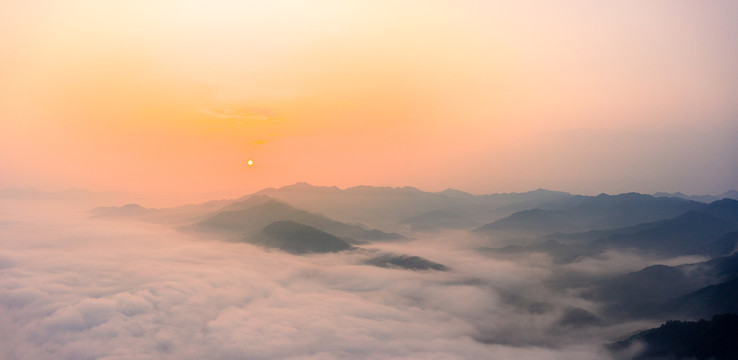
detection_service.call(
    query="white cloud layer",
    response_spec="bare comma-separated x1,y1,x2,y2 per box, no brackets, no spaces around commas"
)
0,200,657,359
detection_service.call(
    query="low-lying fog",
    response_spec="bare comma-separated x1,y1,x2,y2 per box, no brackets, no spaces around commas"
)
0,199,702,359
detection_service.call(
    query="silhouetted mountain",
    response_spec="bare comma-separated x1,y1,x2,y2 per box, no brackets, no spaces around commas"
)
195,196,403,241
89,198,241,225
543,199,738,252
654,190,738,203
557,307,602,327
366,254,448,271
699,232,738,258
699,252,738,280
657,277,738,320
474,188,574,212
253,182,573,230
524,199,738,262
698,198,738,222
254,183,461,228
609,313,738,360
400,208,480,232
585,264,700,305
474,209,574,235
248,221,354,254
84,183,569,234
600,273,738,321
83,183,576,234
481,212,738,267
474,193,703,237
590,211,738,257
437,188,477,200
571,254,738,321
90,203,150,217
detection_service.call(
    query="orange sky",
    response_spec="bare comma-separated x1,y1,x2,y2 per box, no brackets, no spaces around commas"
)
1,1,737,203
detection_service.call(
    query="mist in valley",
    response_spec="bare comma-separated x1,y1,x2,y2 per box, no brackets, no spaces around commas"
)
3,1,738,358
3,185,737,359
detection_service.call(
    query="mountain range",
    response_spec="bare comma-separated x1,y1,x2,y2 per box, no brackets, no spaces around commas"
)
474,193,705,237
609,313,738,360
484,199,738,263
192,195,403,242
654,190,738,203
81,182,738,357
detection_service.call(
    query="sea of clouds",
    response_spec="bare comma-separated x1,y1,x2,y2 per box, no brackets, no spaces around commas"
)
0,199,666,359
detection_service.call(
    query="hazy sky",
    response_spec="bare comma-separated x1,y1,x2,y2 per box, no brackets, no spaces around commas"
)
1,0,736,201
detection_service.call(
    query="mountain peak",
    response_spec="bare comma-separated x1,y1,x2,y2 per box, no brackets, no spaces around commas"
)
275,182,341,192
90,203,149,217
219,194,286,212
438,188,474,198
252,220,354,254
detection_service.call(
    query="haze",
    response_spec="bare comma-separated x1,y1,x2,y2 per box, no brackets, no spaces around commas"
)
1,1,737,202
2,2,738,359
3,183,738,359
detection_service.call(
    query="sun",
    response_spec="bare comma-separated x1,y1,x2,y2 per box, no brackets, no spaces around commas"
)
247,159,254,167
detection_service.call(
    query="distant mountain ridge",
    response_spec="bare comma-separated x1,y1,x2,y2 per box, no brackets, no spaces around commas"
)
84,182,576,232
474,193,705,237
91,203,149,217
193,196,403,241
89,199,234,224
252,183,574,230
400,208,480,232
83,183,738,263
489,200,738,266
87,183,738,235
577,253,738,319
589,210,738,257
654,190,738,203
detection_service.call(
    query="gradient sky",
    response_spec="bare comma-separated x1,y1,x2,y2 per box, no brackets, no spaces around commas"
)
1,0,736,202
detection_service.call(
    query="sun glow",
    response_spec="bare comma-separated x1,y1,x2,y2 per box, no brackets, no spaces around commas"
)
0,1,735,198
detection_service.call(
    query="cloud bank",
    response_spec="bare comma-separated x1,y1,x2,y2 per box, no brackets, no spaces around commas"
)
0,201,659,359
